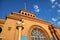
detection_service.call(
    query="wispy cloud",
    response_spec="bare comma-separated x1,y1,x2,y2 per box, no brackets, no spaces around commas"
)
34,5,40,12
58,4,60,7
57,10,60,13
51,1,60,8
34,5,39,9
55,2,58,5
52,18,58,21
50,0,56,4
51,16,60,28
57,21,60,26
35,9,40,12
52,5,55,8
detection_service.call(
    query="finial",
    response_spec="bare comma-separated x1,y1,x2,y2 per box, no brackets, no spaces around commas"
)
24,2,26,10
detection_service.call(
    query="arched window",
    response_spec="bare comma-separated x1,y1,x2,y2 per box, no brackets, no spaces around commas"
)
33,16,35,17
28,14,29,16
28,25,50,40
31,15,32,16
31,28,46,40
25,13,27,15
22,12,24,14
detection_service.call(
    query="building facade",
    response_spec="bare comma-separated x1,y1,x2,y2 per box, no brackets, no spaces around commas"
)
0,10,60,40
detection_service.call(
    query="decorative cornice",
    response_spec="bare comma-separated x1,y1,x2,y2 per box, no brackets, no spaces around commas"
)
13,12,52,25
0,18,5,24
6,12,52,25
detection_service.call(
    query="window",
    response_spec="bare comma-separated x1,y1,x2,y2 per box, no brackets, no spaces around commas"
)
31,15,32,16
0,27,2,33
8,27,11,31
25,13,27,15
28,14,29,16
33,16,35,17
22,12,24,14
31,28,46,40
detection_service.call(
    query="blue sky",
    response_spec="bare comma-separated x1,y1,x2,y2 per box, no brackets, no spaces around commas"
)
0,0,60,28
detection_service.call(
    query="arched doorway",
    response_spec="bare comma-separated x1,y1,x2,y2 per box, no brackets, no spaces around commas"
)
28,25,50,40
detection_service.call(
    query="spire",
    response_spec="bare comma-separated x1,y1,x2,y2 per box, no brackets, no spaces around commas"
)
24,2,26,10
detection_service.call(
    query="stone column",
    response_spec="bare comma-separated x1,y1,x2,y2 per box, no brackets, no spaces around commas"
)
18,27,22,40
16,26,24,40
16,21,24,40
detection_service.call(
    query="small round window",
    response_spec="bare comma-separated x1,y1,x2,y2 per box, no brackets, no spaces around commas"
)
22,12,24,14
31,28,46,40
25,13,27,15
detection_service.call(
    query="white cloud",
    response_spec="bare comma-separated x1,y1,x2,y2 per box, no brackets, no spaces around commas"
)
34,5,40,12
34,5,39,9
57,10,60,13
55,2,58,5
52,18,58,21
58,4,60,7
57,21,60,26
54,2,60,8
35,9,40,12
50,0,55,3
52,5,55,8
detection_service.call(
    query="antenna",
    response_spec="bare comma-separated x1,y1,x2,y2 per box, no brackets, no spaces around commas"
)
24,2,26,10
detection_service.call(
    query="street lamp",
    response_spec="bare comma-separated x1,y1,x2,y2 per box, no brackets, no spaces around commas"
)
16,20,24,40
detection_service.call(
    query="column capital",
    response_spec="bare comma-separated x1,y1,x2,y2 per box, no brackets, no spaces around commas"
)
16,26,24,30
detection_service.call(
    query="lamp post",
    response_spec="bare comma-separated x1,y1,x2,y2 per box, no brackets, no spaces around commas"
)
16,20,24,40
